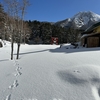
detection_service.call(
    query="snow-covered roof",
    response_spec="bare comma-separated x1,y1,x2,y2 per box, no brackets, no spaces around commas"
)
81,32,100,39
85,22,100,32
81,34,89,39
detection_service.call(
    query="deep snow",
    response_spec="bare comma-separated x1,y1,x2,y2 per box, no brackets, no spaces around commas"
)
0,41,100,100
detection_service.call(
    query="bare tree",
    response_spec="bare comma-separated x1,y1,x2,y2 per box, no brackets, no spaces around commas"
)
2,0,30,60
16,0,30,59
3,0,17,60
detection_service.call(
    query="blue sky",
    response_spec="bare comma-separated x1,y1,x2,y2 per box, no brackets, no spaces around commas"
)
24,0,100,22
1,0,100,22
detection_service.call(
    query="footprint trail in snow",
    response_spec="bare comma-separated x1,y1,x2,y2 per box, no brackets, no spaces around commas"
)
5,59,22,100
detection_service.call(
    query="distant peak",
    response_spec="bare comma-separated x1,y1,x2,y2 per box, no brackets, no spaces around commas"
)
55,11,100,30
75,11,100,16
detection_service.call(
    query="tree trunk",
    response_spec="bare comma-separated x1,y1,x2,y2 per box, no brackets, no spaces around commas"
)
24,31,25,44
16,43,20,59
11,38,14,60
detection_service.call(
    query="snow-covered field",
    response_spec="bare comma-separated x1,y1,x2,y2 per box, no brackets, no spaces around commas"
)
0,41,100,100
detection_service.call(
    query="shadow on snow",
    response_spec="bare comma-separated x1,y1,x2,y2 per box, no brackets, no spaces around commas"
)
57,71,87,85
14,45,100,55
0,59,9,62
14,49,49,55
49,46,100,54
57,70,100,85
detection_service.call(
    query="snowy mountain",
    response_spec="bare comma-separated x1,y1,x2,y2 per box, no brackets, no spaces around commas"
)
55,11,100,30
55,18,72,27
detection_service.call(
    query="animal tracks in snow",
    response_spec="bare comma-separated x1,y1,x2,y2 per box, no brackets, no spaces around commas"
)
5,59,22,99
5,94,11,100
4,59,22,100
14,66,22,76
9,60,21,89
13,60,22,76
9,80,19,89
9,61,21,89
73,70,80,73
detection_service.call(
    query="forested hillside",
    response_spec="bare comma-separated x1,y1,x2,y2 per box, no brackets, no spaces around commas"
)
27,20,82,44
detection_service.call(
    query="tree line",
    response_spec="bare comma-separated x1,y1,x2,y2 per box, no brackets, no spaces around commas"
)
27,20,83,44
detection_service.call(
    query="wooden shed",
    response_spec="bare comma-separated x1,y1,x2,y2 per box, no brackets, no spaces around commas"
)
81,22,100,47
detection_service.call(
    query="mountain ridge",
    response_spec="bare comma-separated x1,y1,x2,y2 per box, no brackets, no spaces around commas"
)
54,11,100,30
